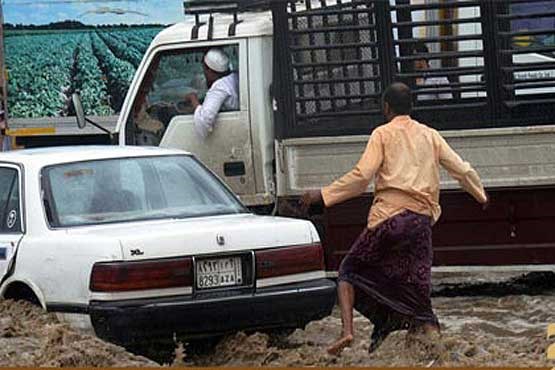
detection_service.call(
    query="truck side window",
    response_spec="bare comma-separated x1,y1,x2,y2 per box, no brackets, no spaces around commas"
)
126,45,240,146
511,2,555,49
0,168,21,233
509,2,555,98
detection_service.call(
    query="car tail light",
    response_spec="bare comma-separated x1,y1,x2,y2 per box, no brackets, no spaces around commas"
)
255,243,324,279
90,257,193,292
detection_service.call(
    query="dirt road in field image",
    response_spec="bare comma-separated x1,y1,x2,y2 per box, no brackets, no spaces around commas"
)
0,271,553,367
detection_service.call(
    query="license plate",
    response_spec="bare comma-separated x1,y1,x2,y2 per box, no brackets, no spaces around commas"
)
195,256,243,289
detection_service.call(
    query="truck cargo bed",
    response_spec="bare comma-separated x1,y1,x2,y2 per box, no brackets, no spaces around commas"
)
277,124,555,270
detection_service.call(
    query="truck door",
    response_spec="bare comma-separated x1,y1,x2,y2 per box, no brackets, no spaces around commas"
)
121,40,255,198
0,165,24,281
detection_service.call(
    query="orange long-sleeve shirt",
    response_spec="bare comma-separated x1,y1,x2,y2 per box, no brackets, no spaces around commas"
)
321,115,487,229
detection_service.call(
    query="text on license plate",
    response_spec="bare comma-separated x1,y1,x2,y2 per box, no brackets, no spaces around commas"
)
196,256,243,289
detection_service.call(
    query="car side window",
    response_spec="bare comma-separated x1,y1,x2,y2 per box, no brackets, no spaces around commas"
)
0,167,21,233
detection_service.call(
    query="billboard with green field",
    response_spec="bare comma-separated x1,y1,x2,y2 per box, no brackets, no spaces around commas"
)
2,0,182,120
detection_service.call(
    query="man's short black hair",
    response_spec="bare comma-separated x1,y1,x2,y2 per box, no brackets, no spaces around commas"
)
382,82,412,115
412,41,429,55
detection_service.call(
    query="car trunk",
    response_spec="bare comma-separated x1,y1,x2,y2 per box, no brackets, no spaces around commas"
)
66,213,314,261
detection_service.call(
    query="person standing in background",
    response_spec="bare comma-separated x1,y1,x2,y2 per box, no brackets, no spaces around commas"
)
412,42,453,101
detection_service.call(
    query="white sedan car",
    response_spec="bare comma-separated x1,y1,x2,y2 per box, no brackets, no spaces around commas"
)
0,146,335,345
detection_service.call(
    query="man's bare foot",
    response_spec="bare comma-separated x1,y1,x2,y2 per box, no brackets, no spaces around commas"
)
327,334,354,356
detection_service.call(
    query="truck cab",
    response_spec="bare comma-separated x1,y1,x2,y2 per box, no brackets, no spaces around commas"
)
117,11,276,208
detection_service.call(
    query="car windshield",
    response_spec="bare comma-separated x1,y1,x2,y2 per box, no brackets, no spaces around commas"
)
43,155,246,227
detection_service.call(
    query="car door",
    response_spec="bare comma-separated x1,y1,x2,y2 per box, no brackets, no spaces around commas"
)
0,165,24,281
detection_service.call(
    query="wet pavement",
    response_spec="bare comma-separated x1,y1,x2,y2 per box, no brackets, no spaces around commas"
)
187,272,555,367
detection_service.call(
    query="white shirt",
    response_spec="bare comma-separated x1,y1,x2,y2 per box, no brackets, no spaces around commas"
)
193,72,239,139
417,76,453,101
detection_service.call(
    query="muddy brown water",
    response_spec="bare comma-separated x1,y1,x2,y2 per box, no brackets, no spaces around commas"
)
0,271,553,367
0,300,156,367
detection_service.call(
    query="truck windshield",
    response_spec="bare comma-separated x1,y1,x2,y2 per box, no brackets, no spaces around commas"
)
43,155,246,227
125,45,239,146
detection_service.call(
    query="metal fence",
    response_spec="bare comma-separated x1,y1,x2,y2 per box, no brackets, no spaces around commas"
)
183,0,555,138
272,0,555,138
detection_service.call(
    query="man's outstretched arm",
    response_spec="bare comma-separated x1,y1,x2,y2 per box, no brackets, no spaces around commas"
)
434,130,488,205
300,130,384,214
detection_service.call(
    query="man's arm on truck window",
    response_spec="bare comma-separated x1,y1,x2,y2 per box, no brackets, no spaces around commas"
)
188,84,230,140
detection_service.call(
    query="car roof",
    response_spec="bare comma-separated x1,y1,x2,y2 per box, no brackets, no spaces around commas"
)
0,145,191,167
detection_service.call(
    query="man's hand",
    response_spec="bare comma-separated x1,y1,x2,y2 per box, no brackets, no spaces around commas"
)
183,92,200,109
482,192,490,211
299,189,323,215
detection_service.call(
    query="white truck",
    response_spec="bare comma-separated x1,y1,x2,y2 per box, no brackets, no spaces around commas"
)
70,0,555,273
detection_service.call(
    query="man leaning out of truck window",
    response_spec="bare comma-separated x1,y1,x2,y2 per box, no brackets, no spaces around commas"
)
412,42,453,101
183,48,239,139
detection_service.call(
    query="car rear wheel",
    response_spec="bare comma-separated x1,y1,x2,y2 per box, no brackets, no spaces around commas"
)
3,282,41,306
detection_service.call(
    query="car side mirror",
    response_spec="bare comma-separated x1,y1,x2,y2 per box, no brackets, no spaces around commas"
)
72,93,87,129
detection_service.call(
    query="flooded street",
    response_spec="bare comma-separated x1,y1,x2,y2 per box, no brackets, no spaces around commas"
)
0,301,156,367
188,271,555,367
0,271,553,367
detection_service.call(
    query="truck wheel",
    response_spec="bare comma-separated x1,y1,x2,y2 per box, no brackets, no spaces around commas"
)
248,204,275,215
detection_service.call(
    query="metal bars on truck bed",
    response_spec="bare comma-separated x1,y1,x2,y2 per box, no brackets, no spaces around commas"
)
271,0,555,138
275,0,387,137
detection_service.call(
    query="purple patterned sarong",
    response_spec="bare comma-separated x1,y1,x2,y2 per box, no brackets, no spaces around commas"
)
338,210,439,332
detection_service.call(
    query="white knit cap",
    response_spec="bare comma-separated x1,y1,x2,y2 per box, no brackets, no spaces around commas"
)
204,48,230,73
